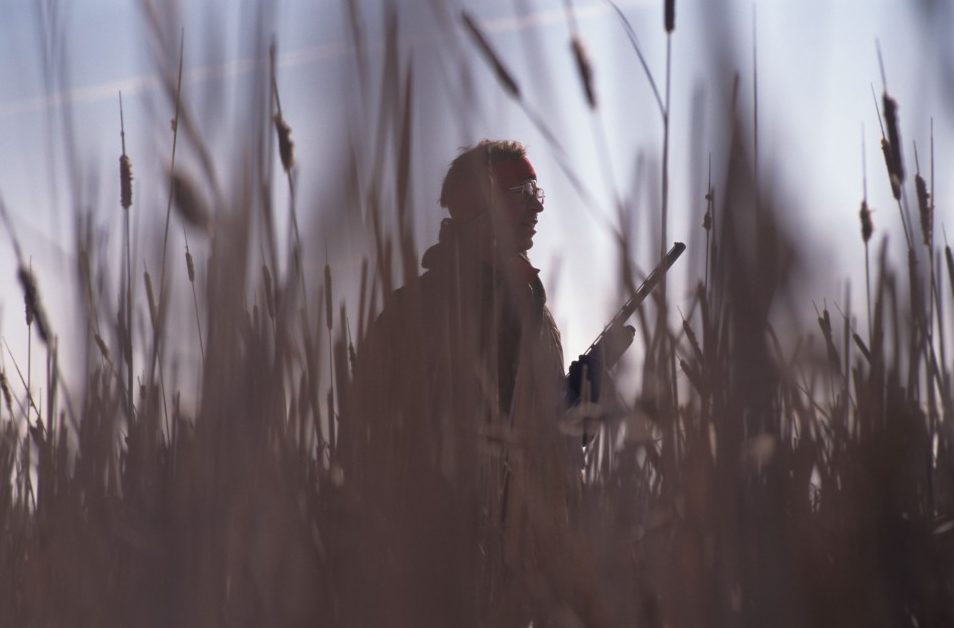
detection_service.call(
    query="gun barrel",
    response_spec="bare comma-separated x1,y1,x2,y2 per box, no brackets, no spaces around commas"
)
583,242,686,358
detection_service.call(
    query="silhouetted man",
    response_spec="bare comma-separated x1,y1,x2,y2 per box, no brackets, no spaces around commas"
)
342,140,604,628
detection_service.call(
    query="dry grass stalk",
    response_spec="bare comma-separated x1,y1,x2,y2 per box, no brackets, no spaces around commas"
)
324,263,334,332
94,333,111,364
461,11,521,98
144,270,159,330
262,264,275,319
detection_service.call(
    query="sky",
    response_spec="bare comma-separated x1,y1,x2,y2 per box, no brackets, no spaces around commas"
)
0,0,951,400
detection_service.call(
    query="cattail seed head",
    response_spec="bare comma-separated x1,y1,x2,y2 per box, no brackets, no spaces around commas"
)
882,93,904,183
171,171,211,232
570,37,596,109
0,370,12,413
273,114,295,172
185,250,196,283
462,11,521,98
915,174,932,246
665,0,675,33
859,200,873,243
120,154,133,209
18,266,50,343
946,245,954,293
880,138,901,200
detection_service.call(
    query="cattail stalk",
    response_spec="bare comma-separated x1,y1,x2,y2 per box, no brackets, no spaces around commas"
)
144,271,159,332
118,91,134,415
860,129,873,338
271,44,307,307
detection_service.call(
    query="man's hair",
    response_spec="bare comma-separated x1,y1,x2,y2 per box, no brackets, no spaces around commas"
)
439,140,526,212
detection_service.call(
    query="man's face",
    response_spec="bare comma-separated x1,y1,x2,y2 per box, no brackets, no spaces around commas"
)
491,178,545,253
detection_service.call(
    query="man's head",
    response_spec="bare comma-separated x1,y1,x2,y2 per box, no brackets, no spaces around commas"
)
439,140,545,253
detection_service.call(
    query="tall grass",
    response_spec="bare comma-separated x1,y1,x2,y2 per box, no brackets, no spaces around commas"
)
1,3,953,627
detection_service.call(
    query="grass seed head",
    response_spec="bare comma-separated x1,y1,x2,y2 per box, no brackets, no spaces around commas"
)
273,113,295,172
185,250,196,283
665,0,675,32
859,200,873,243
120,154,133,209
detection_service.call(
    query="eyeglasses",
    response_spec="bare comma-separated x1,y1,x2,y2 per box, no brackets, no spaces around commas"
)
509,180,545,205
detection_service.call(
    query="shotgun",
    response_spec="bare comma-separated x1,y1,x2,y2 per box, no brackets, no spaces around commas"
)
567,242,686,406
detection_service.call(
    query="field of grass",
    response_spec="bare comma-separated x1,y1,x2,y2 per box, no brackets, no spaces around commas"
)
1,2,953,627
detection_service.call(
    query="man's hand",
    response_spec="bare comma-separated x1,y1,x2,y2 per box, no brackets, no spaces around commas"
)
566,323,634,406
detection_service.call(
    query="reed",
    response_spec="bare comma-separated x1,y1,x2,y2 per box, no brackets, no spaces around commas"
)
0,5,951,628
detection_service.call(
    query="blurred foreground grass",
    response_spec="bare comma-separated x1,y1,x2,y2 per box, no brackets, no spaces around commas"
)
1,2,953,627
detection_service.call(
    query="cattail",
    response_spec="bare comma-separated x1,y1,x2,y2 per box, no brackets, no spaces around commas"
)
0,370,12,413
94,333,111,363
945,244,954,298
852,332,872,363
880,139,901,200
859,200,873,243
882,93,904,184
120,154,133,209
461,11,521,98
144,271,159,329
273,113,295,172
18,266,50,343
324,264,334,332
665,0,675,33
171,170,211,232
185,250,196,283
915,173,932,246
682,318,703,363
570,36,596,108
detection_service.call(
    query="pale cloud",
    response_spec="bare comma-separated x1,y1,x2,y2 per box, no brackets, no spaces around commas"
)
0,0,652,118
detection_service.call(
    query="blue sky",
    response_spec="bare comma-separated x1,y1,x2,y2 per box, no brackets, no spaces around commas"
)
0,0,951,393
